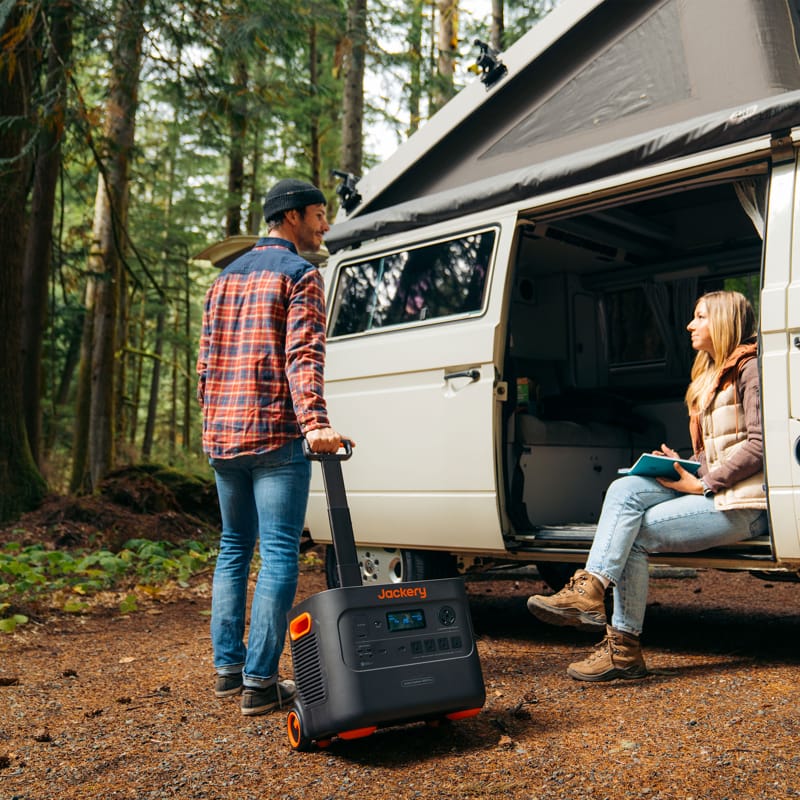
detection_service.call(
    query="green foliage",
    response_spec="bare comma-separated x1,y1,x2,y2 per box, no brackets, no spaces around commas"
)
0,607,29,633
0,537,216,631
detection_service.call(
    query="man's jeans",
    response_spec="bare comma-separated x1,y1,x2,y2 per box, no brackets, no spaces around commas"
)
585,475,767,636
209,438,311,687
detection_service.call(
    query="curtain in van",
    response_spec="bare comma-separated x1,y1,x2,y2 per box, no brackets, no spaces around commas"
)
643,278,697,379
734,177,767,239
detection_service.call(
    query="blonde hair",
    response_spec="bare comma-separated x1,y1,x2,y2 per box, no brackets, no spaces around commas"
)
685,290,756,412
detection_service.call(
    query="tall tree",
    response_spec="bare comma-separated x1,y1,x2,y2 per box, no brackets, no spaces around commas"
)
0,1,47,520
21,0,74,467
225,58,248,236
72,0,147,491
340,0,367,177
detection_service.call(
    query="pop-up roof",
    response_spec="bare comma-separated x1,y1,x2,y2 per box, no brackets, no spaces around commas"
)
327,0,800,253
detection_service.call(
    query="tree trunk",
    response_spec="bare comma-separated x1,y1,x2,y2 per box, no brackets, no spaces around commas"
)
21,0,74,467
183,259,192,451
45,307,83,455
432,0,457,113
86,178,119,489
128,294,146,447
70,280,94,493
341,0,367,177
114,260,130,457
407,0,424,135
170,314,178,461
73,0,146,491
0,4,47,521
491,0,504,51
141,286,166,461
309,22,321,187
225,59,248,237
247,116,263,234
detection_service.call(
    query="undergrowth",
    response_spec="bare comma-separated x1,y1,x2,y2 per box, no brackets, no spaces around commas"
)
0,537,216,632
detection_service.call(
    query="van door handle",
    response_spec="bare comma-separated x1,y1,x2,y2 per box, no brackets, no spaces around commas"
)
444,369,480,382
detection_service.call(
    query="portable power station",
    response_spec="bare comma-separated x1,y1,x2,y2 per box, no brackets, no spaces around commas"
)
286,443,485,750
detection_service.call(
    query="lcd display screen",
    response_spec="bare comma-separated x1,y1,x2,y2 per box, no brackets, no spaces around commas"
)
386,609,426,632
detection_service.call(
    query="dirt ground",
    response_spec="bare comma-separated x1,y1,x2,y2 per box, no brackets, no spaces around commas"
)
2,556,800,800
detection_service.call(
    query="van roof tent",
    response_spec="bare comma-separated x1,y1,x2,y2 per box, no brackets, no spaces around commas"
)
326,0,800,254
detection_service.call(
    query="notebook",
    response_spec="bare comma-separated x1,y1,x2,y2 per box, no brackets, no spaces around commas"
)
618,453,701,480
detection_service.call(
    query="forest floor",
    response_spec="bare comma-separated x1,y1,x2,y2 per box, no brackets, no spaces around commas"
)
1,478,800,800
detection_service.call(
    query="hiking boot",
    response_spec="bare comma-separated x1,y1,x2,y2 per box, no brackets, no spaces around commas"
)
567,626,648,682
215,672,243,698
526,569,607,632
240,680,297,716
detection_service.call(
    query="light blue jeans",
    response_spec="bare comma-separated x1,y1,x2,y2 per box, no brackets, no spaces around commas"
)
585,475,767,636
209,438,311,688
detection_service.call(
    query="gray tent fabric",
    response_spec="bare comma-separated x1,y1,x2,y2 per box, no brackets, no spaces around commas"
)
326,90,800,253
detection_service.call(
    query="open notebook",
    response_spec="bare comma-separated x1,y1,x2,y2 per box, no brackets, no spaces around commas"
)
618,453,701,480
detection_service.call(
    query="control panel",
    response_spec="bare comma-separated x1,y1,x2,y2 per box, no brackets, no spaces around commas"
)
338,600,470,670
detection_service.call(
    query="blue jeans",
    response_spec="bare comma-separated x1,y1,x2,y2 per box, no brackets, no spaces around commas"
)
209,438,311,688
585,475,767,636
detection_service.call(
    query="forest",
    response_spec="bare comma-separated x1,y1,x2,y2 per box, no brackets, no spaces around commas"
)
0,0,556,522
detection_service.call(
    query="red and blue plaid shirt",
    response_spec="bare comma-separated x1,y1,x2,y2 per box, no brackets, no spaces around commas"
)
197,237,331,458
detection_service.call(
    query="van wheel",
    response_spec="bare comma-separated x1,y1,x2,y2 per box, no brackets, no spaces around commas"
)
325,546,456,588
535,562,576,592
401,549,458,582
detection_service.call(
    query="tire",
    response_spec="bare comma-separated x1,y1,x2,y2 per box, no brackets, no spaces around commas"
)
325,546,457,588
401,549,458,581
287,706,314,752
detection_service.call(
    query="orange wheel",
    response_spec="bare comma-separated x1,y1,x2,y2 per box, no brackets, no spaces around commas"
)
287,708,313,751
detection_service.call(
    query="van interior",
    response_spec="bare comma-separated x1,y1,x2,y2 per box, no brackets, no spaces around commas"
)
503,168,772,570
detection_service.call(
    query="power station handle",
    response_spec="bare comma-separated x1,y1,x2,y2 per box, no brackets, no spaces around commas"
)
303,438,361,588
302,438,353,461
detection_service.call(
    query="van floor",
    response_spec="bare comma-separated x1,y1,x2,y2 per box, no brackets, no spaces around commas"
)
508,526,775,568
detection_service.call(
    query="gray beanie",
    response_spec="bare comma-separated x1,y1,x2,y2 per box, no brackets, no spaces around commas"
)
263,179,326,221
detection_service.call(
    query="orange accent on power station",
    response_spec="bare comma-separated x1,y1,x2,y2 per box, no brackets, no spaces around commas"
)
337,726,377,740
289,612,312,641
445,707,482,721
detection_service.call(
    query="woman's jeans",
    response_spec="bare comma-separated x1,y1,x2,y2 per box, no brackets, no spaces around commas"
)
585,475,768,637
209,438,311,688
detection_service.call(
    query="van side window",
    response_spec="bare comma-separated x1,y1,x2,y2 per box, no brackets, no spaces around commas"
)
329,231,495,336
604,286,666,366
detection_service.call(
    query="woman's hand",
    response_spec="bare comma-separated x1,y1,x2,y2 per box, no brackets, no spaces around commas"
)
652,443,681,459
656,462,705,494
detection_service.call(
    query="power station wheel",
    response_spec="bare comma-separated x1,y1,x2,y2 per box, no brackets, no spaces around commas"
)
287,707,314,752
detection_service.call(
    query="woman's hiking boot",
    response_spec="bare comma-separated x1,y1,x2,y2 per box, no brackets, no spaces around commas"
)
567,626,648,682
526,569,607,632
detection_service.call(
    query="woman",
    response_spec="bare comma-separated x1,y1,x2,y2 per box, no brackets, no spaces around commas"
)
527,290,768,681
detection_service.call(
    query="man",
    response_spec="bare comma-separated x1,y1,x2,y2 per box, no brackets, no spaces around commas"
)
197,178,349,716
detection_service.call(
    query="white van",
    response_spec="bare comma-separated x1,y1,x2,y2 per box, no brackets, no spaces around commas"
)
306,0,800,588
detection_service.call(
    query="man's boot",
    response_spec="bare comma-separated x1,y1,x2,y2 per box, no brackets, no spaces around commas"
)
567,625,648,682
526,569,607,632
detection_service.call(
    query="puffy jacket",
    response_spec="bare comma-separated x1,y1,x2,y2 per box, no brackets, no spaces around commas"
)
691,342,766,511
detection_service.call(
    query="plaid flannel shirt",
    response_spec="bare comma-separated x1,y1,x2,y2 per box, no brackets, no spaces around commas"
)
197,237,330,459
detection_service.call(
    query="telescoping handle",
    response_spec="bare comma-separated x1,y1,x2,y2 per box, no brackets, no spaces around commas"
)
303,439,361,588
301,438,353,461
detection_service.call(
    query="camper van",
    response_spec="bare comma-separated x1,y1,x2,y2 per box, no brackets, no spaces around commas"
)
305,0,800,589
